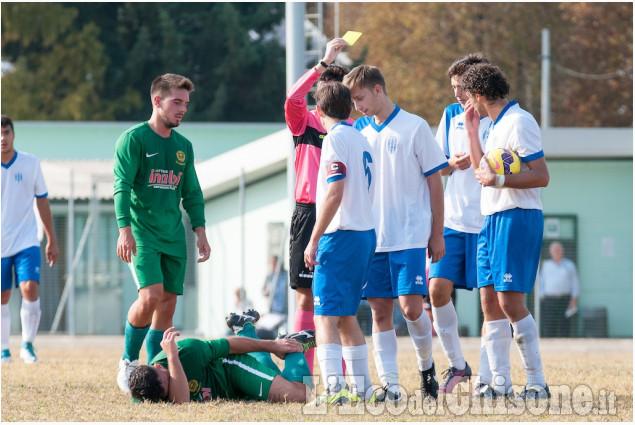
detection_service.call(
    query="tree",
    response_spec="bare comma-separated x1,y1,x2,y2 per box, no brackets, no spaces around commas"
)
1,3,137,120
330,2,632,127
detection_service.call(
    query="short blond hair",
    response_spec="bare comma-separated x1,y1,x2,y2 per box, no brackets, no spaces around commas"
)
342,65,387,96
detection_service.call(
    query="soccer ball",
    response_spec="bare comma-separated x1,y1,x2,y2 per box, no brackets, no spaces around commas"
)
481,148,521,175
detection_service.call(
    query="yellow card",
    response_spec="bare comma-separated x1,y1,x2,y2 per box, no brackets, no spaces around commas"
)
342,30,362,46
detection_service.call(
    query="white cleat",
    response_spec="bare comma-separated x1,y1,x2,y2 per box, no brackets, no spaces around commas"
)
20,343,38,363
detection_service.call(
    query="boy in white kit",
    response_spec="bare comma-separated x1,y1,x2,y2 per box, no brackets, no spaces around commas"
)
428,53,493,395
343,65,448,401
303,82,377,404
1,115,59,364
463,63,551,400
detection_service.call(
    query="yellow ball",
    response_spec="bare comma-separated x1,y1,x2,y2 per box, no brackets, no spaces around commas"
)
482,148,521,175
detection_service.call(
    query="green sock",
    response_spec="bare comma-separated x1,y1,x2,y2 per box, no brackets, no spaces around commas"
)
146,329,165,363
281,352,311,387
123,321,149,361
238,323,280,373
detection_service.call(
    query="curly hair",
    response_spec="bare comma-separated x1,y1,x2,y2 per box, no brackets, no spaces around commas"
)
447,52,489,78
318,64,350,83
461,63,510,101
129,365,164,403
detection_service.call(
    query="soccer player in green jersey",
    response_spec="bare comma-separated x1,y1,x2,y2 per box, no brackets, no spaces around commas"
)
114,73,211,393
129,315,313,403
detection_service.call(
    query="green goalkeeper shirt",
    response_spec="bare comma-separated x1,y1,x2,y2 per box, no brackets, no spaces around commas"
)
113,122,205,255
150,338,231,402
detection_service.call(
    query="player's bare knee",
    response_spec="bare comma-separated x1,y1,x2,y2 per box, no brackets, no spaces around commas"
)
19,280,39,301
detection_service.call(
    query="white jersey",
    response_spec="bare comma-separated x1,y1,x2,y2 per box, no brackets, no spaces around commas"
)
435,104,491,233
1,151,48,257
355,106,448,252
316,123,375,234
481,101,545,216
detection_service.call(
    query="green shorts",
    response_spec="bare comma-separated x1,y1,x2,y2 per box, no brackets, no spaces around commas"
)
129,245,186,295
222,354,280,401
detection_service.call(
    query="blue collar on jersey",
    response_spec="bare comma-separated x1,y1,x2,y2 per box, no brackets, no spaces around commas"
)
1,150,18,169
370,104,401,132
331,121,352,131
492,100,518,126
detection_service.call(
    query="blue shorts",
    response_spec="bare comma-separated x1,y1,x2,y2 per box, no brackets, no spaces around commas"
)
363,248,428,298
1,246,41,291
312,229,376,316
477,208,543,293
428,228,477,291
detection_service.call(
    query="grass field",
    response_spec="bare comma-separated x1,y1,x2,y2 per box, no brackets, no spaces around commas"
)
1,334,632,422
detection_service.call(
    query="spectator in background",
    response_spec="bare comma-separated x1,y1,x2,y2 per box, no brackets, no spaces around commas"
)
539,241,579,337
262,255,288,315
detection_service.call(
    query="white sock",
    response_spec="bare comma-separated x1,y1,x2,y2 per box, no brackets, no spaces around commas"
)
20,298,41,343
342,345,372,399
405,312,434,371
484,318,512,393
371,329,399,387
316,344,346,393
475,335,492,386
1,304,11,350
432,300,466,369
512,314,546,387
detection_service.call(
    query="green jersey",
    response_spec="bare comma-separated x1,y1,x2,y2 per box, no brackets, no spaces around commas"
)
113,122,205,255
151,338,231,402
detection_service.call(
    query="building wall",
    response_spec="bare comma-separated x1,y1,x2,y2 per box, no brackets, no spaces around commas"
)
197,171,290,338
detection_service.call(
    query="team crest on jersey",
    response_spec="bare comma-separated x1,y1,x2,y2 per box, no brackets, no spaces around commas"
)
189,379,201,395
176,150,186,166
14,172,23,183
386,136,398,153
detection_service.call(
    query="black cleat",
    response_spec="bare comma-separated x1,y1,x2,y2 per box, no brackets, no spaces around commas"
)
420,363,439,400
276,329,316,353
225,309,260,334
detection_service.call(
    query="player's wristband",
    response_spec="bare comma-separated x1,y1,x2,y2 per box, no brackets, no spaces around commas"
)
319,60,329,69
495,174,505,188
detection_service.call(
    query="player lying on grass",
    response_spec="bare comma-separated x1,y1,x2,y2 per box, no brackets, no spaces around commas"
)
128,311,315,404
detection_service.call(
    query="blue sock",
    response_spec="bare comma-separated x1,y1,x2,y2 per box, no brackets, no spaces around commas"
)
123,321,149,361
281,352,311,387
146,329,165,363
238,323,280,373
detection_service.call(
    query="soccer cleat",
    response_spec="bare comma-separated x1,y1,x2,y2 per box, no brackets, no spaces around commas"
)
474,383,515,399
420,363,439,399
472,381,489,397
1,349,11,364
19,342,38,363
225,309,260,334
438,363,472,394
518,383,551,399
276,329,316,353
117,358,139,393
373,383,403,402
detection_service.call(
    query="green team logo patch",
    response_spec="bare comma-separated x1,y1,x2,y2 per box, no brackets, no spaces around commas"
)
176,150,186,165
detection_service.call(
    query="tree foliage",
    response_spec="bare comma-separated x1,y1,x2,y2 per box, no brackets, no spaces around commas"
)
1,2,631,126
333,2,632,127
2,2,286,122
